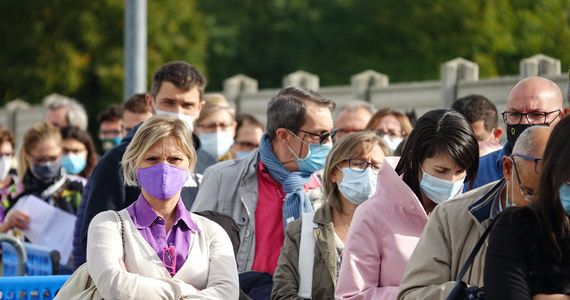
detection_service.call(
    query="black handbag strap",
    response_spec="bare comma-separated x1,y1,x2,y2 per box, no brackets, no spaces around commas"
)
454,217,498,282
114,211,125,249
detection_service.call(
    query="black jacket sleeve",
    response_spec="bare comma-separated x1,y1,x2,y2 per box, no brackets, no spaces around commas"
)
484,208,532,299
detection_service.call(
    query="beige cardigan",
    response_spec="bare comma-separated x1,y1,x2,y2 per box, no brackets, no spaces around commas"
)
86,209,239,299
397,180,504,300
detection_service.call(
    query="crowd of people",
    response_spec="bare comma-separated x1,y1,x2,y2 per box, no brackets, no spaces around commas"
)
1,60,569,299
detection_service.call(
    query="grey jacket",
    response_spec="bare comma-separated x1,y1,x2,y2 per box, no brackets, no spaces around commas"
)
191,150,324,272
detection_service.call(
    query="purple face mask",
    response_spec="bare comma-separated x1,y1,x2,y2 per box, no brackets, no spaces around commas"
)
136,163,189,200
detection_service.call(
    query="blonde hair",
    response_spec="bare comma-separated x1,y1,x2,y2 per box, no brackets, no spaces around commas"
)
198,93,236,124
323,131,388,212
18,123,62,182
121,115,197,186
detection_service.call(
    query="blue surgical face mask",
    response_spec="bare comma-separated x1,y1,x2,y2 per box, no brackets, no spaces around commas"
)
62,153,87,175
559,182,570,214
337,167,377,205
236,150,254,159
287,130,332,173
382,136,403,153
419,168,465,203
200,131,235,158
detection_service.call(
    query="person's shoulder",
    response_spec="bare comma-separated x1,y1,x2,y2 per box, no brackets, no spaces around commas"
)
499,206,537,225
191,213,225,232
206,154,257,174
91,209,118,224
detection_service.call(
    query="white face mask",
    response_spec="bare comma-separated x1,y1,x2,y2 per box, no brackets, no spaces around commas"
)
153,102,197,132
200,131,235,158
382,135,403,153
419,168,465,203
0,155,11,181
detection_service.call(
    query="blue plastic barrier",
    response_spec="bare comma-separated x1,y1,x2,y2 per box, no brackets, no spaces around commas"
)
1,242,59,276
0,275,70,300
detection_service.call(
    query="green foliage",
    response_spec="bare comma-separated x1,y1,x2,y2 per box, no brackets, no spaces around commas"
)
1,0,569,117
200,0,570,89
0,0,206,134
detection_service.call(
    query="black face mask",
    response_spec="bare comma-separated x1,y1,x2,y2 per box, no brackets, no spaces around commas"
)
32,161,62,181
506,124,535,148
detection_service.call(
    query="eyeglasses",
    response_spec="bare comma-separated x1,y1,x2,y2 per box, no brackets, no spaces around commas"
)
234,141,259,150
29,155,60,164
294,128,337,145
374,130,405,139
122,127,134,136
197,122,234,132
343,158,381,175
510,153,542,174
162,245,176,275
510,156,535,202
502,110,561,125
99,129,122,137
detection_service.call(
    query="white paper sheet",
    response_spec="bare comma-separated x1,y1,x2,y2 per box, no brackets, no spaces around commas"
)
11,194,76,265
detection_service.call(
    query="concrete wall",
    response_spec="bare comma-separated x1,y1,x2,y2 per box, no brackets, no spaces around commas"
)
1,54,566,145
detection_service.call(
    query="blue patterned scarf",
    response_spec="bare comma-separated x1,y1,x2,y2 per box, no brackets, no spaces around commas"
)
258,134,314,231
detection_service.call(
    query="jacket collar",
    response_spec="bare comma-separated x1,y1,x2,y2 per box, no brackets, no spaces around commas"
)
314,202,333,226
374,159,428,218
494,142,511,169
468,179,506,223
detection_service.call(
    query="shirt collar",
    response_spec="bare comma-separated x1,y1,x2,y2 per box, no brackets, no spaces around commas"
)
131,193,200,232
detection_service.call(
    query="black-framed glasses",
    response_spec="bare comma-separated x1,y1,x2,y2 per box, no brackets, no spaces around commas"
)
343,158,381,175
30,155,60,164
374,129,405,138
511,153,542,174
295,128,337,145
510,156,535,202
502,110,561,125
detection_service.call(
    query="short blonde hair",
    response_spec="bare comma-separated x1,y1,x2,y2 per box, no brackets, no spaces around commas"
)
323,131,388,212
198,93,236,125
121,115,197,186
18,123,62,182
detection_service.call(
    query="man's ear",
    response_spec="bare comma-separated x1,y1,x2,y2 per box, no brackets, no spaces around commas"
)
491,127,503,144
193,101,206,120
145,94,155,113
275,128,291,147
563,107,570,118
502,156,513,181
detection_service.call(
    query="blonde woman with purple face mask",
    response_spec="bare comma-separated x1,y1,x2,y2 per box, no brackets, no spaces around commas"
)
80,115,238,299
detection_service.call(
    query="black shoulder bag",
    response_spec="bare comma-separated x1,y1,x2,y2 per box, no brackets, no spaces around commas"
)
446,218,497,300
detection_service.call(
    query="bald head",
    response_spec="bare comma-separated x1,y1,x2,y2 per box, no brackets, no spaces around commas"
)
506,76,565,127
512,125,552,158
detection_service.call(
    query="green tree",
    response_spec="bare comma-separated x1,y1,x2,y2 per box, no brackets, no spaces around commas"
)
199,0,570,89
0,0,207,132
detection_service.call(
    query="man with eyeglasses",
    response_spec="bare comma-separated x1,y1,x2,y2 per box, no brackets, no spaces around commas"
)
398,125,552,300
334,100,375,141
469,76,566,190
192,87,335,281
